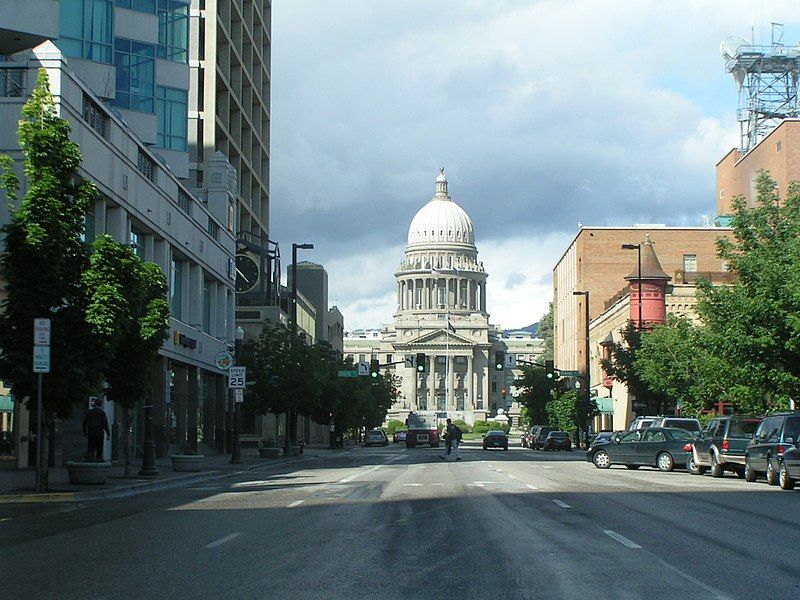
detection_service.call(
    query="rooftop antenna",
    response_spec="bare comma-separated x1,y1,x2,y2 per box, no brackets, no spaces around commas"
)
721,25,800,153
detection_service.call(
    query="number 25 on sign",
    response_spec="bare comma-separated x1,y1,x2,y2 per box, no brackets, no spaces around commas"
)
228,366,246,389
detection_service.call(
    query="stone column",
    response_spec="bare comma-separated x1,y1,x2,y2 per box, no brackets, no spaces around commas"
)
187,365,199,453
427,361,435,409
456,279,461,309
466,353,474,409
449,355,456,410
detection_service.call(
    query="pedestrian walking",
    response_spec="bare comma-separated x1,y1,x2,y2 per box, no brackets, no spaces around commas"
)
83,398,110,461
439,418,463,461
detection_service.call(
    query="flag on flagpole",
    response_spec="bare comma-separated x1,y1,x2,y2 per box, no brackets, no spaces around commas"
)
447,311,456,333
431,267,441,277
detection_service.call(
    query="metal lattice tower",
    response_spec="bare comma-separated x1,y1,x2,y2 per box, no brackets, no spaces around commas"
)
722,25,800,153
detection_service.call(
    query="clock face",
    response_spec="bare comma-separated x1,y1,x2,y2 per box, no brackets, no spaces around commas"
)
235,254,259,293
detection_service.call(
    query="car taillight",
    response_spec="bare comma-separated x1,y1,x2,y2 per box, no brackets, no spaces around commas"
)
721,440,729,451
683,443,692,452
778,444,786,454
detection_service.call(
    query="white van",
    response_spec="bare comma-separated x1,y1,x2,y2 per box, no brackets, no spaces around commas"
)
628,416,658,431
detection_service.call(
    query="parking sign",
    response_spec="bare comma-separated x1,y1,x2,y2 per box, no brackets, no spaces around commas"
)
228,366,246,389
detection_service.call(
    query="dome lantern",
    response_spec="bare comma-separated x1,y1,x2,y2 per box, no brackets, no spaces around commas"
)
406,169,475,247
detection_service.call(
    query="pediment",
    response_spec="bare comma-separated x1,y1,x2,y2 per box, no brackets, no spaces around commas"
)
401,329,475,346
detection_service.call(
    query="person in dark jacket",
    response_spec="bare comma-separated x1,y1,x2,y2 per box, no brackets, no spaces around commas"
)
83,398,110,460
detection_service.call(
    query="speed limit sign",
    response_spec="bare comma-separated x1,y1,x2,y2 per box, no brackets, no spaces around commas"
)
228,366,246,389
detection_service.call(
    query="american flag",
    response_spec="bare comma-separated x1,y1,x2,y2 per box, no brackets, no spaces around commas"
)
447,311,456,333
431,267,441,277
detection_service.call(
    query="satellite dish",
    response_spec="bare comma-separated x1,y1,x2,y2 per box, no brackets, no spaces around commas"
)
721,36,751,61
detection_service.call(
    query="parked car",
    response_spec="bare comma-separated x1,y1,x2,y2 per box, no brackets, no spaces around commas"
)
648,416,702,434
587,427,695,471
776,441,800,490
530,426,552,450
364,429,389,447
588,431,616,451
543,431,572,451
628,416,659,431
392,430,407,444
483,430,509,451
744,412,800,484
688,416,762,477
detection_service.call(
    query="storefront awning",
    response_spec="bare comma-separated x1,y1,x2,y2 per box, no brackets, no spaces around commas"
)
0,395,14,412
595,397,614,414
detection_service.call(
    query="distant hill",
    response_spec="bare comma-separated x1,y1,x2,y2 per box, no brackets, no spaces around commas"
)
504,322,539,336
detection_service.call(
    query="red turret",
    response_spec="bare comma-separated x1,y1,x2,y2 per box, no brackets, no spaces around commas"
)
624,235,671,330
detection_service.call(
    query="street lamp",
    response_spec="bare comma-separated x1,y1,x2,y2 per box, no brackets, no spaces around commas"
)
288,243,314,454
230,325,245,464
621,243,643,331
573,290,590,449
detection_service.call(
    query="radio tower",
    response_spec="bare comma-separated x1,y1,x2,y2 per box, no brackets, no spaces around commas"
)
722,23,800,153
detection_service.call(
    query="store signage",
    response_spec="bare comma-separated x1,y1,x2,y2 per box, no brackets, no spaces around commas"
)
173,330,198,349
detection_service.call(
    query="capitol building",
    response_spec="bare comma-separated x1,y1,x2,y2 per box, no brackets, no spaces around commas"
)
344,170,543,426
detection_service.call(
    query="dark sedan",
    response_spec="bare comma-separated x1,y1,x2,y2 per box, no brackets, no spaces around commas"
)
543,431,572,451
587,427,695,472
777,440,800,490
483,430,508,450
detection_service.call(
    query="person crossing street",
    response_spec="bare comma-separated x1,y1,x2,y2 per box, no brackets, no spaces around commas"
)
439,418,463,461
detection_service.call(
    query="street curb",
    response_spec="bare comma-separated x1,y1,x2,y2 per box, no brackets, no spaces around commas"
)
0,447,357,504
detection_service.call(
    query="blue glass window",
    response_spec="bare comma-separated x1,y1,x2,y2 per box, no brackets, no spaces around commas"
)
155,86,188,151
113,38,155,113
58,0,113,64
114,0,156,13
157,0,189,63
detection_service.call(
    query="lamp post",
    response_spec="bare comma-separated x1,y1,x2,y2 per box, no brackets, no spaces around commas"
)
230,325,245,464
573,290,590,449
621,243,643,331
288,243,314,454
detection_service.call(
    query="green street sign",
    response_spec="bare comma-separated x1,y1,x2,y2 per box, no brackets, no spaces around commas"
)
337,370,358,378
559,369,580,377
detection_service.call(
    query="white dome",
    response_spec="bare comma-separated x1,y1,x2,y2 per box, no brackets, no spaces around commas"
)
407,171,475,246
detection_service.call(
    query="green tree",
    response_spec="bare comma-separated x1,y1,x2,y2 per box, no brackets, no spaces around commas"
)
513,365,559,425
538,302,554,361
694,171,800,413
545,390,580,434
0,70,104,471
83,235,170,475
600,322,671,416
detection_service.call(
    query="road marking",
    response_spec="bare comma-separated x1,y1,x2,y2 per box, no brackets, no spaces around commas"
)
508,474,518,479
552,499,571,509
287,500,304,508
525,484,538,490
603,529,641,548
402,483,423,487
205,532,240,548
468,483,485,487
339,464,381,483
0,517,11,523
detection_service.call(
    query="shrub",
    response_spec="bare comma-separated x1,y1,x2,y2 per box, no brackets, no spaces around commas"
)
453,419,472,434
385,419,406,435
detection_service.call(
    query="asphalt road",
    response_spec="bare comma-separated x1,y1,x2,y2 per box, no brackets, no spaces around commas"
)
2,441,800,599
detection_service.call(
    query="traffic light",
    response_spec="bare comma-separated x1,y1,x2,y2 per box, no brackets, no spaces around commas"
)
416,353,427,373
495,351,505,371
545,359,555,379
370,358,380,378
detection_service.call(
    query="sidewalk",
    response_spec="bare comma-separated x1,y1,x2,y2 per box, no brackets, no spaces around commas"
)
0,444,355,504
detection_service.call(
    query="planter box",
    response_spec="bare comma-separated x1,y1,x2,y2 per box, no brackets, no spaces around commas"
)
65,461,111,484
258,447,284,458
170,454,205,472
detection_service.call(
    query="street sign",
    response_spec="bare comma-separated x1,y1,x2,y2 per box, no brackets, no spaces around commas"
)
404,355,416,368
435,411,447,418
214,351,234,370
228,366,246,389
357,361,369,376
559,369,580,377
234,388,244,403
337,369,358,378
33,346,50,373
33,318,51,346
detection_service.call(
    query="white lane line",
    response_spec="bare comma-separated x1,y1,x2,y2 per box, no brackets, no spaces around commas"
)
339,464,381,483
508,474,518,479
552,499,571,509
525,484,538,490
603,529,641,549
402,483,423,487
287,500,304,508
205,532,240,548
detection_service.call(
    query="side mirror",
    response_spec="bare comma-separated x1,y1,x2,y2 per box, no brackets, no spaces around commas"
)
614,436,621,444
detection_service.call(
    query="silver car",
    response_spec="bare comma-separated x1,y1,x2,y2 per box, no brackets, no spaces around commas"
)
364,429,388,447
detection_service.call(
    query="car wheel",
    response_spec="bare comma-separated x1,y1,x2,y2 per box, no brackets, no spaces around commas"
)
735,467,746,479
503,445,508,451
744,458,757,482
483,445,488,450
625,465,640,470
710,453,724,478
766,457,779,485
686,455,707,475
593,450,611,469
780,462,795,490
657,452,674,472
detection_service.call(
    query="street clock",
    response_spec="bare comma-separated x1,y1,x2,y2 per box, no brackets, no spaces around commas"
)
235,254,259,293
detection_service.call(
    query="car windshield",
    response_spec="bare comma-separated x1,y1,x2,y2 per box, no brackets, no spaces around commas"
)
727,419,760,438
664,419,701,432
549,432,568,438
666,428,694,440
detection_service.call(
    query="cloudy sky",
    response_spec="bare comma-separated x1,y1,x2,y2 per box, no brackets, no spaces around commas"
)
269,1,800,331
